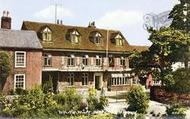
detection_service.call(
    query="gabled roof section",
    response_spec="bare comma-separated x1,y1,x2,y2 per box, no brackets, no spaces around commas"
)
21,21,135,52
0,29,42,50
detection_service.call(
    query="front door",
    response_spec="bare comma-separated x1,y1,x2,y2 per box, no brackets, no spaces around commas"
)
95,76,101,90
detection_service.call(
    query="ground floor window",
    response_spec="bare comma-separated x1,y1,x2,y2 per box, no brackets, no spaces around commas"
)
14,74,25,89
82,73,88,85
111,77,132,86
67,73,74,86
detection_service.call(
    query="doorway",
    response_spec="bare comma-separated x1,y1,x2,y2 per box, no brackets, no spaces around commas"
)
94,73,103,90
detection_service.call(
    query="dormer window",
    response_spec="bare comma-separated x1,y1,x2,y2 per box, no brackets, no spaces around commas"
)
42,27,52,42
115,34,123,46
90,31,102,45
71,30,80,44
93,32,102,44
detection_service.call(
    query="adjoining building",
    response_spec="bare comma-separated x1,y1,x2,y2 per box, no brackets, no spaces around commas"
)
21,20,148,92
0,11,42,94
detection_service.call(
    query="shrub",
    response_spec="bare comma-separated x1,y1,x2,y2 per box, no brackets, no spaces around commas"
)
42,75,53,94
165,68,190,93
87,87,108,113
126,85,149,114
166,103,187,118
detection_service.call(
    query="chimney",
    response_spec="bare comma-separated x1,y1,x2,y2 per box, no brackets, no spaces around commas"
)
1,11,11,29
88,21,96,28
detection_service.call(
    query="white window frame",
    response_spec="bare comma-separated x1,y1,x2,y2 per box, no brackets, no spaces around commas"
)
95,55,101,66
15,51,26,68
82,73,88,86
120,57,125,66
44,54,52,67
67,55,75,66
42,27,52,42
14,74,26,90
67,73,75,86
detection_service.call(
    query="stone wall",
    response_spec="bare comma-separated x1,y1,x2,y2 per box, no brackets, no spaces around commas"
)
150,86,190,106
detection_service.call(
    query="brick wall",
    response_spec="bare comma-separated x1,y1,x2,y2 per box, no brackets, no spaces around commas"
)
1,49,42,94
150,86,190,106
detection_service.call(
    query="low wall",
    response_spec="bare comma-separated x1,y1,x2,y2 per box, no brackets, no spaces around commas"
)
150,86,190,106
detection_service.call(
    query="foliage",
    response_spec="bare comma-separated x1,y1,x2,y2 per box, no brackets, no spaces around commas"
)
14,88,28,95
0,88,59,118
126,85,149,114
169,0,190,68
61,88,82,112
130,27,190,84
42,75,53,94
87,87,108,113
0,52,10,90
0,87,109,118
166,103,187,118
164,68,190,93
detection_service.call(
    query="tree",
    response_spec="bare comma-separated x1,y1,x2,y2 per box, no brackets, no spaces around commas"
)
130,27,190,83
169,0,190,68
0,52,10,90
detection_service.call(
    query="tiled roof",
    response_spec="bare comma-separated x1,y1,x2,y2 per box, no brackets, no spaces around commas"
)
130,45,149,52
21,21,148,53
0,29,42,49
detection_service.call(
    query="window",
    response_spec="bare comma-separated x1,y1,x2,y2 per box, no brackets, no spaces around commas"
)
82,73,88,85
71,30,80,44
120,57,125,66
82,55,89,66
44,54,52,66
15,51,26,67
111,76,131,86
67,73,74,86
14,74,25,89
95,55,101,66
115,34,123,46
42,27,52,42
109,56,114,67
93,32,102,44
67,55,75,66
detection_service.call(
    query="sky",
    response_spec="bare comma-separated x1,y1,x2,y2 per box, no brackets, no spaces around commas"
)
0,0,179,46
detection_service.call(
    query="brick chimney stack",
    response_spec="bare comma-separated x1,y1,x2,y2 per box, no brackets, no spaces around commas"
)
1,11,11,29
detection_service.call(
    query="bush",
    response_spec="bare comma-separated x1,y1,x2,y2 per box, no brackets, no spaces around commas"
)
126,85,149,114
166,103,187,118
164,68,190,93
87,87,108,113
1,88,59,118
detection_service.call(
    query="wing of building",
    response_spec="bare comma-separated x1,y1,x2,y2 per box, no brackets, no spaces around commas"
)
0,13,42,94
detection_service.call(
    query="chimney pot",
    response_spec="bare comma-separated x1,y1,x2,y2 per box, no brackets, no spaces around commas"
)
1,10,11,29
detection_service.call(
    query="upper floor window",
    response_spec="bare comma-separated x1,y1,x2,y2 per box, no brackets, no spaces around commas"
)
67,55,75,66
14,74,25,89
82,73,88,85
115,34,123,46
67,73,74,86
71,30,80,44
42,27,52,42
120,57,125,66
82,55,89,66
109,56,114,67
44,54,52,67
96,55,101,66
15,51,26,68
90,32,102,45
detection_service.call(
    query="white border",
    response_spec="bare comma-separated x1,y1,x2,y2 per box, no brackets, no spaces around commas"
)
14,74,26,90
15,51,26,68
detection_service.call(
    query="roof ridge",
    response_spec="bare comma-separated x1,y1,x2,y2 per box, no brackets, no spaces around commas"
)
23,20,120,32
